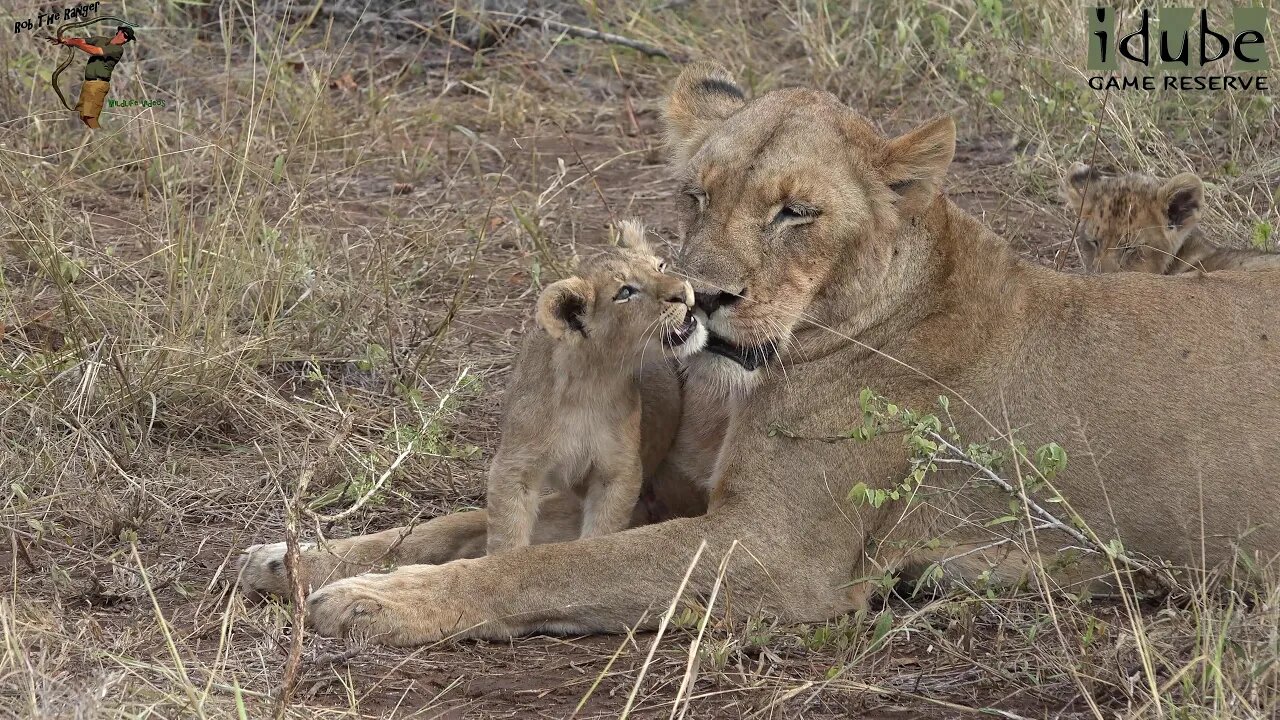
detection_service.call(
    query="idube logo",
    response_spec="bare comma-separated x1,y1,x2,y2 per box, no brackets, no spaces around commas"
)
1087,7,1270,91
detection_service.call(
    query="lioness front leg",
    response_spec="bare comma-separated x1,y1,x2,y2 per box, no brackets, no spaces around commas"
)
305,501,859,646
580,454,644,538
239,493,587,597
238,511,489,597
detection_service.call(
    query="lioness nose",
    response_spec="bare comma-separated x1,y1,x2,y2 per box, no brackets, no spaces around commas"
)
694,289,743,315
668,282,694,307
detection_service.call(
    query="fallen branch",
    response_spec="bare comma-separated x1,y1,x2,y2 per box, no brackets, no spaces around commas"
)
303,442,415,524
301,367,473,524
499,13,685,61
277,4,685,61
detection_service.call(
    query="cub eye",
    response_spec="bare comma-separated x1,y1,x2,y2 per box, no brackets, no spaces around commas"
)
613,285,638,303
656,259,667,272
771,203,820,226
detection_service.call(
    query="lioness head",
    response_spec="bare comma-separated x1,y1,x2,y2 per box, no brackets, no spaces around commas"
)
535,219,706,365
1062,163,1204,274
663,63,955,392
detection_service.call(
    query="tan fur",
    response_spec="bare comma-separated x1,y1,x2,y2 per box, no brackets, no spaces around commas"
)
248,66,1276,648
486,221,707,553
1062,163,1280,274
237,222,711,595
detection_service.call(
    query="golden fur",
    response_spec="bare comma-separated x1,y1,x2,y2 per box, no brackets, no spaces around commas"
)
485,220,706,553
244,65,1278,647
238,222,710,595
1062,163,1280,274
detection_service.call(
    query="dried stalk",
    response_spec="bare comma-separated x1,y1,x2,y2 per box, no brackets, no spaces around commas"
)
274,414,352,718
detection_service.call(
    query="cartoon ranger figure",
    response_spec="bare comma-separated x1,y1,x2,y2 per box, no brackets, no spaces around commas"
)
47,25,135,129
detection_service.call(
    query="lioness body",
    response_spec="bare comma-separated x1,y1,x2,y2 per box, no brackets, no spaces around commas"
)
245,66,1276,646
1063,164,1280,274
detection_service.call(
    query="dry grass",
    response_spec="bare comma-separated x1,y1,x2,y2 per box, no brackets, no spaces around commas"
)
1,1,1277,717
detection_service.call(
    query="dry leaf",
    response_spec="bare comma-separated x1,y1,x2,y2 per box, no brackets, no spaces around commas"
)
331,73,358,92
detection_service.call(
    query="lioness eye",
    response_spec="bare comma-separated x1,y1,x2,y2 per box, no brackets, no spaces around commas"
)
684,189,707,210
772,203,820,226
613,285,637,302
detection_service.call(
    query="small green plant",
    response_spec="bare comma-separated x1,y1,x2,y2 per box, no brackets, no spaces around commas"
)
397,373,483,458
356,342,388,371
698,637,734,672
1250,220,1273,251
306,368,480,517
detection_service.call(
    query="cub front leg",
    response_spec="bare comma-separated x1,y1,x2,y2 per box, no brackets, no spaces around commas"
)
485,454,552,555
580,453,644,538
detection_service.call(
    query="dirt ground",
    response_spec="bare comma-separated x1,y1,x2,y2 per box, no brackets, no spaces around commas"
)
2,2,1277,718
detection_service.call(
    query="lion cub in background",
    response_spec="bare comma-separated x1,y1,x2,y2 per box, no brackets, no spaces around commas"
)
1062,163,1280,274
485,220,707,555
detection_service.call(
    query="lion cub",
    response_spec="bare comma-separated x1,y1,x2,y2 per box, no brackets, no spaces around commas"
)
1062,163,1280,274
485,220,707,555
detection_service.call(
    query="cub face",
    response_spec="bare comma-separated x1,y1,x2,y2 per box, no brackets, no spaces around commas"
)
535,220,707,364
1062,163,1204,274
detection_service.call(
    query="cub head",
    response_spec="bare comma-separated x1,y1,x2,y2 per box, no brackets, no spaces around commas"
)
664,62,955,392
535,219,706,365
1062,163,1204,274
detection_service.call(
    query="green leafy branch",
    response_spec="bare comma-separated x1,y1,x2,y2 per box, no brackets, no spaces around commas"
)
846,389,1164,582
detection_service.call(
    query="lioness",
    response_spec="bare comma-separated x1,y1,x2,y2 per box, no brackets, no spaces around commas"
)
486,219,706,554
1063,162,1280,274
252,64,1277,647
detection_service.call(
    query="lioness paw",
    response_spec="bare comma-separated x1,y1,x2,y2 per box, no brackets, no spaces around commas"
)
306,565,487,646
237,541,314,598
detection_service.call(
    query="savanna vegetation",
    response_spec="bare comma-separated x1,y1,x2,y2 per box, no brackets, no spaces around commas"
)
1,1,1276,717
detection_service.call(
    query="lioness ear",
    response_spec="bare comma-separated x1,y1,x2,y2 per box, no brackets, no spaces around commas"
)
664,62,746,164
536,277,595,340
1160,172,1203,230
614,218,653,256
881,115,956,213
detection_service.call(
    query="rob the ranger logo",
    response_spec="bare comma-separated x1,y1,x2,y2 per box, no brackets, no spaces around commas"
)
1087,7,1270,91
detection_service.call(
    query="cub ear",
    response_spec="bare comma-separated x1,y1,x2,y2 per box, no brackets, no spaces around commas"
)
881,115,956,213
664,62,746,164
1063,162,1101,204
614,218,654,256
536,277,595,340
1160,172,1203,230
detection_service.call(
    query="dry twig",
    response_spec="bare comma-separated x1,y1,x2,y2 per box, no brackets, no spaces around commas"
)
274,414,354,718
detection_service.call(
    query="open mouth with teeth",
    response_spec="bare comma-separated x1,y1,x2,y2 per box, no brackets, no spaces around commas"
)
705,333,777,371
662,309,701,348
